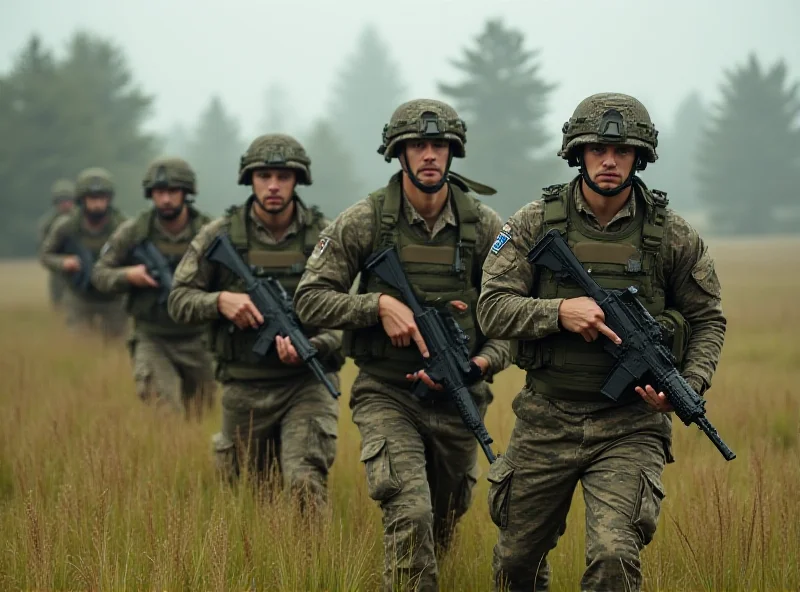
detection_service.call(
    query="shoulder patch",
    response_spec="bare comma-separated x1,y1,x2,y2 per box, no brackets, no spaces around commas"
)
490,227,512,255
310,237,331,259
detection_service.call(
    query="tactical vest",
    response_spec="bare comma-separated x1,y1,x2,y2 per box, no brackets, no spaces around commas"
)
126,207,210,336
516,177,686,401
209,196,336,381
343,175,486,386
63,208,126,301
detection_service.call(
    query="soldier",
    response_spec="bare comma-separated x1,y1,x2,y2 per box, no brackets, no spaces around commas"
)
91,157,216,417
40,167,128,338
293,99,510,592
167,134,343,508
476,93,727,591
38,179,76,309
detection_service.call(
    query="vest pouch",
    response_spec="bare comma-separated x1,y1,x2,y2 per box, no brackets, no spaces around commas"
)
513,339,544,370
655,308,691,369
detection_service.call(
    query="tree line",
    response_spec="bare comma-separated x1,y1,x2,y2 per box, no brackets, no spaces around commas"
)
1,21,799,257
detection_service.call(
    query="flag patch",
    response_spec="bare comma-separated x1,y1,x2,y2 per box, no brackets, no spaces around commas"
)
311,237,330,259
490,231,511,255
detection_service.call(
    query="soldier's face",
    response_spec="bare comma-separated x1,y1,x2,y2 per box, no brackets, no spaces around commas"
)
401,140,450,185
152,188,185,220
55,199,74,214
252,168,296,213
582,143,636,190
83,194,111,217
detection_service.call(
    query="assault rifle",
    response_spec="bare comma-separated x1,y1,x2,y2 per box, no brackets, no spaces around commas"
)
205,233,340,399
527,228,735,461
131,240,173,305
60,237,94,292
365,246,497,463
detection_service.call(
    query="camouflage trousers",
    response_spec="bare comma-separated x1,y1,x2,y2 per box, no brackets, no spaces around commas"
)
63,291,128,339
128,330,217,418
47,272,67,309
488,386,673,592
213,372,340,509
351,371,491,592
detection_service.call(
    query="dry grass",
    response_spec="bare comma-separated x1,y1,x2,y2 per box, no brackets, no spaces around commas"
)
1,238,798,591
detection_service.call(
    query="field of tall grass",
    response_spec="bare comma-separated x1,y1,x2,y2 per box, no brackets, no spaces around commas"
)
1,238,798,591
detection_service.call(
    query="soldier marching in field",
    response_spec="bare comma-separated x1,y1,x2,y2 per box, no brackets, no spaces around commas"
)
91,157,217,418
39,167,128,339
476,93,727,591
38,178,76,309
167,134,343,509
293,99,510,592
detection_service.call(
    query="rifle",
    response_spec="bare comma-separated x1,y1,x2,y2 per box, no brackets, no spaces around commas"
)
205,233,340,399
60,237,94,293
527,228,735,461
364,246,497,463
131,240,173,305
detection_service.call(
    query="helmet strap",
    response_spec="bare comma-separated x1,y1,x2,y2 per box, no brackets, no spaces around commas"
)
400,145,453,194
577,154,636,198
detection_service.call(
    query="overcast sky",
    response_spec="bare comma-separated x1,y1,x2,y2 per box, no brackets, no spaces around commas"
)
4,0,800,142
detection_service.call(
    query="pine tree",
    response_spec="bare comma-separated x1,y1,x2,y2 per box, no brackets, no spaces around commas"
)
0,33,156,256
438,18,556,220
640,91,708,216
187,96,247,215
327,24,407,190
697,53,800,234
301,119,364,219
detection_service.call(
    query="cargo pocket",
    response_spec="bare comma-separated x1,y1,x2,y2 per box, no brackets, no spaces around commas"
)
487,455,516,529
690,252,721,298
306,416,338,472
455,462,481,516
360,437,401,502
211,432,238,481
631,468,666,546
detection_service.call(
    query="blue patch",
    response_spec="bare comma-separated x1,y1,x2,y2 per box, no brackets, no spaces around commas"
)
490,231,511,255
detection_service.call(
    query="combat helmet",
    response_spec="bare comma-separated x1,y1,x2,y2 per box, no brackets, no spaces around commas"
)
558,92,659,170
378,98,467,162
51,178,76,203
74,167,115,199
378,99,468,194
238,134,312,186
142,156,197,198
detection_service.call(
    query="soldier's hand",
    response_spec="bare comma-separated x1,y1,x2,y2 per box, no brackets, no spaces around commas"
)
276,335,302,366
558,297,622,344
406,369,444,391
218,291,264,330
125,264,159,288
378,294,429,358
635,384,674,412
63,255,81,273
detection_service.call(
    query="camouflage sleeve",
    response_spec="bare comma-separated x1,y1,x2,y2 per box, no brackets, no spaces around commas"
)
662,211,727,396
167,217,227,325
39,216,70,273
472,202,512,376
293,198,380,330
91,219,138,294
477,201,562,340
309,330,343,357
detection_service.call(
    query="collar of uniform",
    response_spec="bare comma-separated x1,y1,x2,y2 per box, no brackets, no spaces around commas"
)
248,195,305,245
401,188,457,240
573,181,637,229
152,211,195,242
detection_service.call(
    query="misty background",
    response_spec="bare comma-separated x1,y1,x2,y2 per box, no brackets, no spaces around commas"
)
2,0,800,256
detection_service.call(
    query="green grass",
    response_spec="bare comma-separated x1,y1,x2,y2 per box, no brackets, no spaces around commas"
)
1,240,798,591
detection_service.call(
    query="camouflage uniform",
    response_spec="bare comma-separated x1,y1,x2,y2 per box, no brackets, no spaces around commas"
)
39,168,127,338
294,99,510,592
167,134,342,507
38,179,76,309
476,93,727,591
92,157,216,416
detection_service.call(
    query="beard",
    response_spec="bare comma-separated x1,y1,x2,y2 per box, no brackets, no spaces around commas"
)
85,209,108,223
156,203,184,221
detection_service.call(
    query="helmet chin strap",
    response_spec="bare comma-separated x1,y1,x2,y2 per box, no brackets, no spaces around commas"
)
402,146,453,194
578,155,636,198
